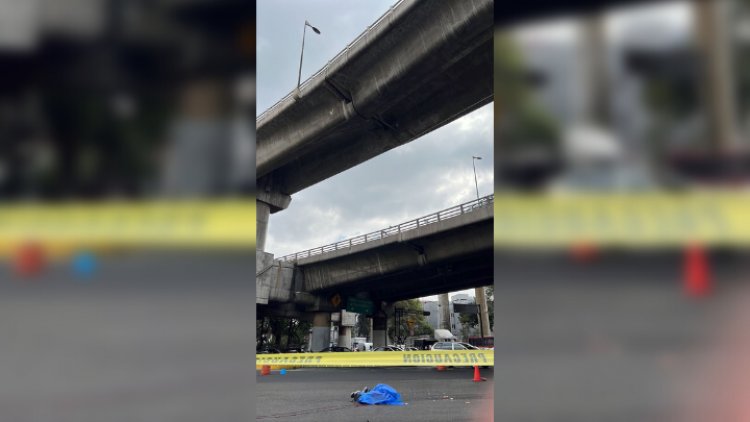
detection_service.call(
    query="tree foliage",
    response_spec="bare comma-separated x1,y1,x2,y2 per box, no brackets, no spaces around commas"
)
495,33,561,189
257,317,311,350
387,299,432,343
355,313,370,339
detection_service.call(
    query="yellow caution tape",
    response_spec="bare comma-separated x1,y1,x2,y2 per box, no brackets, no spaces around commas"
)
494,193,750,246
256,350,494,368
0,200,255,254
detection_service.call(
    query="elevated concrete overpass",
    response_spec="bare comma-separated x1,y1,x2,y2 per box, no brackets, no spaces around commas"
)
257,194,493,305
256,195,493,349
256,0,493,248
287,194,493,302
256,1,494,349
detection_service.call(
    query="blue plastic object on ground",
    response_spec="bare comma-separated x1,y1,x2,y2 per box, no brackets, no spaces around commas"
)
356,384,405,406
72,251,97,278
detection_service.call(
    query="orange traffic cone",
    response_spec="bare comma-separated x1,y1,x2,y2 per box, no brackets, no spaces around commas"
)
13,242,46,278
260,365,271,376
472,366,486,382
684,243,711,298
570,241,598,263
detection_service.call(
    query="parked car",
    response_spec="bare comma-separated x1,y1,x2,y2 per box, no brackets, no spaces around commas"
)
430,341,469,351
372,346,401,352
435,341,490,368
467,336,494,349
413,339,438,350
257,347,282,354
456,342,480,350
317,346,351,352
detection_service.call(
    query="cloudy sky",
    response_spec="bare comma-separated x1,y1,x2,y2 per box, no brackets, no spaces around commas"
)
257,0,494,275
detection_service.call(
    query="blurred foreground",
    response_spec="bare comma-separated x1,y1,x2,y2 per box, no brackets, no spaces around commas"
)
0,252,253,422
494,251,750,421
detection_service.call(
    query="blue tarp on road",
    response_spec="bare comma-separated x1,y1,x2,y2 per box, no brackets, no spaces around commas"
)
356,384,405,406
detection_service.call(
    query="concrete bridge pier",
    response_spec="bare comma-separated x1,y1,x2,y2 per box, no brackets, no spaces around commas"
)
256,189,292,252
337,325,352,349
439,293,451,330
372,313,388,347
310,312,331,352
256,200,270,252
372,315,388,347
373,303,396,347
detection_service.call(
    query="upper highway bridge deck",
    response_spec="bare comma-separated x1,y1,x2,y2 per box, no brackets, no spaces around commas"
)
279,194,494,263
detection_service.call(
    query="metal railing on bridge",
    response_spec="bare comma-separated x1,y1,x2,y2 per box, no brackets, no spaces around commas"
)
278,194,493,262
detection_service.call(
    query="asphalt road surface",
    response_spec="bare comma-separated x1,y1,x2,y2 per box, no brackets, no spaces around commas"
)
256,367,494,422
0,252,253,422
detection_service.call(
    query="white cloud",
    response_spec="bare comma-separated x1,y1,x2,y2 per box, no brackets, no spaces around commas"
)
454,105,493,134
266,103,494,257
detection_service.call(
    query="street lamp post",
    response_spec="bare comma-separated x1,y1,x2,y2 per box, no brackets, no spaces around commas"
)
296,20,321,99
471,155,491,338
472,156,482,200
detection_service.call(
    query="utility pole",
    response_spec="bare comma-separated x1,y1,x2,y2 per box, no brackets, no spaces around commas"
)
472,156,482,200
582,14,609,126
472,155,492,338
438,293,451,332
296,20,321,99
694,0,739,151
475,287,491,338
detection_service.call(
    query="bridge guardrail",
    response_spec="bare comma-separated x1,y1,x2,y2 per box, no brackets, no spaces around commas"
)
279,194,493,262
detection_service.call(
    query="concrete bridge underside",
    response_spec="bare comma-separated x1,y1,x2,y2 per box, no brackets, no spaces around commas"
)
256,0,493,202
301,219,493,303
256,200,493,308
256,203,492,350
257,216,492,350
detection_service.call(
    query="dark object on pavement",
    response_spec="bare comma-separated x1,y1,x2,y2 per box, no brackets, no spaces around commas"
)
350,386,369,401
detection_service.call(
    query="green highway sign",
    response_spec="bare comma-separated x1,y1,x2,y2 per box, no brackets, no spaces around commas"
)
346,297,374,315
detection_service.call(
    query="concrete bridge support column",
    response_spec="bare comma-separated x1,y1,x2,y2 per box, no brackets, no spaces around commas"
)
476,286,492,337
695,0,739,150
256,200,270,252
372,314,387,348
337,325,352,349
255,189,292,252
438,293,451,331
310,312,331,352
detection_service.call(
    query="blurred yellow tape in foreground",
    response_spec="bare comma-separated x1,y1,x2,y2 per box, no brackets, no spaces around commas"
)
256,350,494,368
494,193,750,246
0,200,255,249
